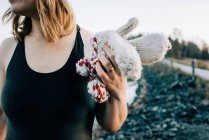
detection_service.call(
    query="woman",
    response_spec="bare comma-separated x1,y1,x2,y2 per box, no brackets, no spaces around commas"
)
0,0,128,140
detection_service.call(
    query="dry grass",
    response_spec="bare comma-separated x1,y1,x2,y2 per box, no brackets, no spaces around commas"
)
169,58,209,70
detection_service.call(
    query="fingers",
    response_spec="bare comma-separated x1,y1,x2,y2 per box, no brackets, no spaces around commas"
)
95,62,111,84
103,45,121,75
97,53,114,73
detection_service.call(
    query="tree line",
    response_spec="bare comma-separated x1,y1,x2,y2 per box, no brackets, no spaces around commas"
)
127,32,209,60
166,37,209,60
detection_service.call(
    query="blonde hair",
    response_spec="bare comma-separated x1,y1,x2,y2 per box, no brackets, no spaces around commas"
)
2,0,76,42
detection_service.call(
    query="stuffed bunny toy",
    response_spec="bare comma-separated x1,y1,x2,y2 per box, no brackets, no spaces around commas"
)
76,17,172,103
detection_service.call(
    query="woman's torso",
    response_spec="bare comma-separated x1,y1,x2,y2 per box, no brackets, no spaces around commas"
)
1,25,96,140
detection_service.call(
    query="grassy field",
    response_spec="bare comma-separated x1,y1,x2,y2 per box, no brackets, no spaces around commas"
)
168,58,209,70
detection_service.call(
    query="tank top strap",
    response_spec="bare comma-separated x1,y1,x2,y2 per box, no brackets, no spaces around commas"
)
76,24,81,32
64,24,84,70
73,24,84,59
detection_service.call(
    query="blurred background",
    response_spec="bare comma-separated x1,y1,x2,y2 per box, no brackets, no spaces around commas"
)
1,0,209,139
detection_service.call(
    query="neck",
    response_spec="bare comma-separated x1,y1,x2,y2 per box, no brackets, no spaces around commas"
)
29,18,45,41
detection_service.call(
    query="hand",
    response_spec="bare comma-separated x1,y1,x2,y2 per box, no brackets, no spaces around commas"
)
0,109,6,140
96,45,127,101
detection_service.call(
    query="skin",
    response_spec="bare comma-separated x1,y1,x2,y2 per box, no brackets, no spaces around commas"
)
0,0,128,138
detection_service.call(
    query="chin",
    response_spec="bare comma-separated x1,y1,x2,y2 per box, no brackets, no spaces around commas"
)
9,1,36,16
10,7,35,17
10,10,25,16
10,5,24,15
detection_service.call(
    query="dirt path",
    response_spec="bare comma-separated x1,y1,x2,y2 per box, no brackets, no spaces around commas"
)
163,59,209,80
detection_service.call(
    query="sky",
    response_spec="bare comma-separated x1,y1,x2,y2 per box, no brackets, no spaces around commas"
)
0,0,209,46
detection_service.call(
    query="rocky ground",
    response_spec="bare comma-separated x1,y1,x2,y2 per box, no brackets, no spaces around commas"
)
93,63,209,140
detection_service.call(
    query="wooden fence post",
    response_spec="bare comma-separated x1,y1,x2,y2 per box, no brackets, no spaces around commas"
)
192,58,196,80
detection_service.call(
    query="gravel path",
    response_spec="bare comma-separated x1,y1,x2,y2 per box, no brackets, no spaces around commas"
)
93,63,209,140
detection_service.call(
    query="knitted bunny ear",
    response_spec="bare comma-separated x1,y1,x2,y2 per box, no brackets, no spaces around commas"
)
129,33,172,65
116,17,139,38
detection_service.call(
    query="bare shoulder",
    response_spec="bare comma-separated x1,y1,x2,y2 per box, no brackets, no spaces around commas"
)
79,26,94,45
0,37,17,56
0,37,18,71
79,26,95,56
0,37,17,49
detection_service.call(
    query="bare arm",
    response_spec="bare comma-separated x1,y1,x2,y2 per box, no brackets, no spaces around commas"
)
0,75,6,140
95,95,128,133
0,37,17,140
0,41,6,140
79,27,128,133
95,54,128,133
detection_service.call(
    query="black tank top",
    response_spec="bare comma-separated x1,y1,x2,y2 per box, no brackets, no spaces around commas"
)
1,25,96,140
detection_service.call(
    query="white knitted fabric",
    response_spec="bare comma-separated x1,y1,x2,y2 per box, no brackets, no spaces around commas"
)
76,17,172,103
95,31,142,80
129,33,172,64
